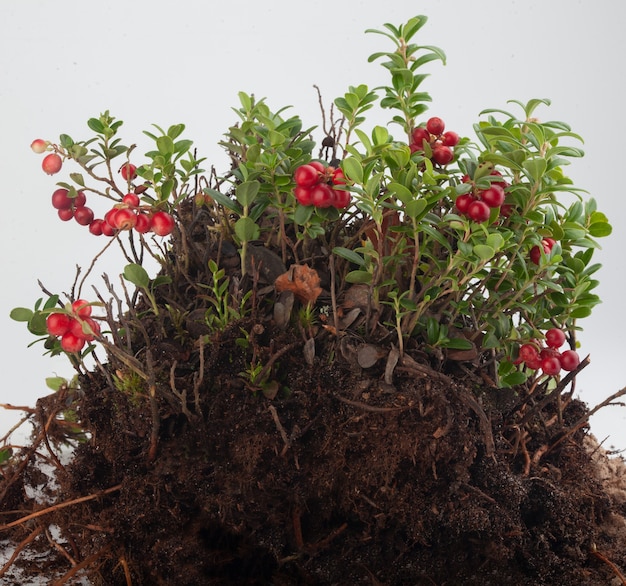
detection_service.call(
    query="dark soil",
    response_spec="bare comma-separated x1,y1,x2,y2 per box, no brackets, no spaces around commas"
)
2,201,626,585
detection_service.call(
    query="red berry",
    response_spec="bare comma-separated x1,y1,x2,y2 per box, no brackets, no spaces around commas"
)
150,211,175,236
331,187,351,209
51,188,72,210
411,127,431,149
480,185,505,208
455,193,475,214
30,139,48,154
101,222,116,237
134,213,151,234
120,163,137,181
559,350,580,371
112,208,137,230
331,168,346,185
46,312,72,336
89,219,104,236
122,193,140,207
60,331,86,353
530,240,553,265
72,299,92,318
73,190,87,208
104,208,119,228
426,117,445,135
441,131,459,147
467,200,490,223
310,183,334,208
545,328,566,349
519,343,540,363
294,164,321,188
308,161,326,173
58,208,74,221
294,185,314,206
541,355,562,376
431,144,454,166
42,153,62,175
74,206,95,226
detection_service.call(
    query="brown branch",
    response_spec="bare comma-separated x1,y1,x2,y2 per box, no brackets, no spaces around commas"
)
0,483,122,532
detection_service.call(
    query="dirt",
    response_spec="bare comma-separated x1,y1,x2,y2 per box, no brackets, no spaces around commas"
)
2,201,626,585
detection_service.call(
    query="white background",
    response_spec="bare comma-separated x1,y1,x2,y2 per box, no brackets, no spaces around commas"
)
1,1,625,450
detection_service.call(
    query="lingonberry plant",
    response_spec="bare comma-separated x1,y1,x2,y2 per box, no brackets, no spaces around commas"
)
11,14,611,392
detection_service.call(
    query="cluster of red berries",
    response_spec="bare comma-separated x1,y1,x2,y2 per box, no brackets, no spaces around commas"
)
455,170,511,223
293,162,351,208
410,117,459,166
530,236,556,265
48,163,175,237
46,300,101,354
516,328,581,376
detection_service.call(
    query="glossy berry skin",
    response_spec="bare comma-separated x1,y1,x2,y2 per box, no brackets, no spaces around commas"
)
72,299,92,318
519,343,539,363
308,161,326,173
294,164,320,188
122,193,140,207
331,188,351,209
74,206,95,226
559,350,580,371
467,200,490,223
150,211,175,236
541,355,562,376
431,144,454,166
294,186,313,206
112,208,137,230
46,313,72,336
134,213,151,234
411,127,431,148
310,184,334,208
441,131,459,147
58,209,74,221
481,185,505,208
89,219,104,236
455,193,474,214
42,153,62,175
426,117,445,135
120,163,137,181
60,331,86,354
52,188,72,210
545,328,566,349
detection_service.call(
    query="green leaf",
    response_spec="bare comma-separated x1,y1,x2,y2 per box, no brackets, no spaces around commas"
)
473,244,495,260
0,447,13,465
69,172,85,187
501,371,528,387
442,337,473,350
387,182,413,204
342,157,364,184
333,246,366,267
87,118,105,133
588,222,612,238
10,307,33,322
345,270,373,284
523,157,547,181
236,181,261,208
28,313,47,336
156,135,174,156
123,263,150,289
46,376,67,391
293,204,314,225
203,188,241,213
234,216,260,242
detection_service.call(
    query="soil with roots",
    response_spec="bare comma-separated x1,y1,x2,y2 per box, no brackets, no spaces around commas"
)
2,202,626,585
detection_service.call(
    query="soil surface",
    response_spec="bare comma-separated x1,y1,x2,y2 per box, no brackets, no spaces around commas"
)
2,200,626,585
